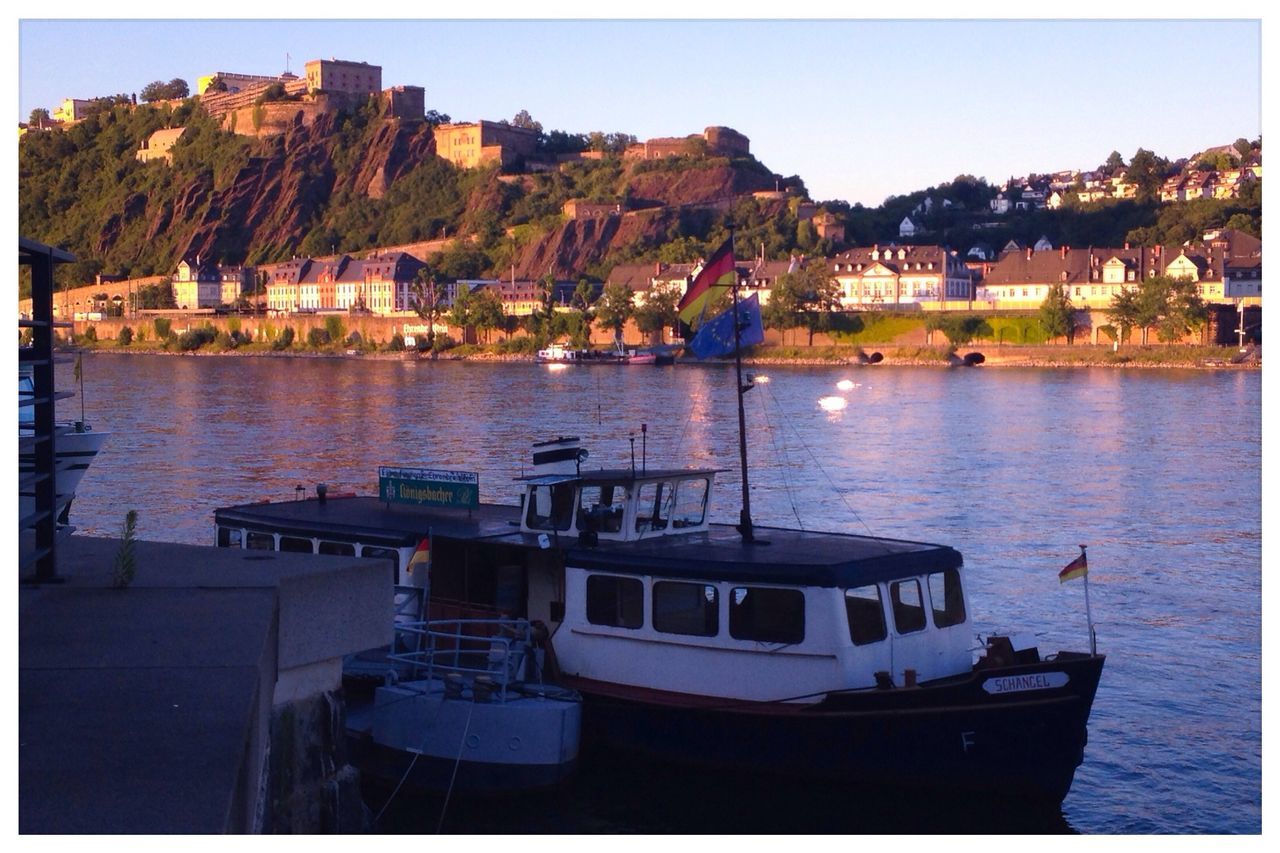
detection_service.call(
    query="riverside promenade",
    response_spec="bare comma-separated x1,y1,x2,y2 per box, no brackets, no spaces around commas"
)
19,533,390,833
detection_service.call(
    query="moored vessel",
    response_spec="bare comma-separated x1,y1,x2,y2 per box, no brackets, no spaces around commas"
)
213,434,1104,805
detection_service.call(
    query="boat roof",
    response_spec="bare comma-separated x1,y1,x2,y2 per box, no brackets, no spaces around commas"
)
516,467,724,484
566,524,962,587
214,496,962,588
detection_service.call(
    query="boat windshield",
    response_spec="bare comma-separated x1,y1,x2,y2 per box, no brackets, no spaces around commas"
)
578,482,628,533
525,482,576,531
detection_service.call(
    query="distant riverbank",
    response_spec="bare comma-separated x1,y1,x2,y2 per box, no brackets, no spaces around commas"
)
64,341,1260,369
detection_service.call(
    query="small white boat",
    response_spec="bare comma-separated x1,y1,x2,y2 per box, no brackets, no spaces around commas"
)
19,364,108,524
346,606,581,794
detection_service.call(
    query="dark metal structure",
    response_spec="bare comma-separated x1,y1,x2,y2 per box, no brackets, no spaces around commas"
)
19,237,75,582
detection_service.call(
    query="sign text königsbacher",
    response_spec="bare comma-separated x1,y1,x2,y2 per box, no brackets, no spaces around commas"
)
379,466,479,509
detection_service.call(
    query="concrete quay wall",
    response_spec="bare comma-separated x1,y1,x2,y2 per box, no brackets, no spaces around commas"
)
19,534,391,833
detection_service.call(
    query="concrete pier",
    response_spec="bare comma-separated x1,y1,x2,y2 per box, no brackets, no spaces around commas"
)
19,534,390,833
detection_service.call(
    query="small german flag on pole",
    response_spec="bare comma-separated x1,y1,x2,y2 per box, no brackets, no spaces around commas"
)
1059,548,1088,583
1059,545,1096,655
407,536,430,577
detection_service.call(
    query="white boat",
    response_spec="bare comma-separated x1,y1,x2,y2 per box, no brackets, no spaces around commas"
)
19,364,108,525
345,600,581,794
215,431,1104,805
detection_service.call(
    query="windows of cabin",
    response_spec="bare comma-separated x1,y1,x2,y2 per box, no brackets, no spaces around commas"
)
526,482,576,531
889,579,927,634
670,478,709,528
634,481,675,532
318,541,355,556
578,482,628,534
586,575,644,629
217,527,242,548
730,586,805,644
279,536,313,554
928,568,967,628
653,581,719,637
844,584,888,646
246,531,276,550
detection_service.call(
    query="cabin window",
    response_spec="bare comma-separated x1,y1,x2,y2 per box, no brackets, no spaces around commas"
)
928,569,966,628
634,481,675,533
217,527,242,548
844,584,887,646
586,575,644,629
889,579,927,634
526,482,576,531
578,482,628,534
318,541,355,556
653,581,718,636
279,536,314,554
670,479,709,528
246,531,276,551
729,587,804,644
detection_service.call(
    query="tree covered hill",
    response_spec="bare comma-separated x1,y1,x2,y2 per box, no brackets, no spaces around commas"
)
18,96,1261,294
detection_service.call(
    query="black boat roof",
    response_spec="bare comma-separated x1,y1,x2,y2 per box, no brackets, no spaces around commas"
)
517,467,724,484
215,496,962,588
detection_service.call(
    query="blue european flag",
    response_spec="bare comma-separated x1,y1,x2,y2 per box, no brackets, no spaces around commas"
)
689,293,764,359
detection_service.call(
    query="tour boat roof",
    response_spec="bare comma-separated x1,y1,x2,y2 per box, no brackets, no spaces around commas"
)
215,495,962,588
517,467,724,485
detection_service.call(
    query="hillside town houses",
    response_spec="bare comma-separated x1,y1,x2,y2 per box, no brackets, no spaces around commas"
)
23,228,1260,329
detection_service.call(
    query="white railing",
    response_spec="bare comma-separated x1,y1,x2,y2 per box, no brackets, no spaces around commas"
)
388,618,534,702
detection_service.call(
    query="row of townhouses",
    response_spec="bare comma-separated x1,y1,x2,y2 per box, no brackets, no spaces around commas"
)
23,230,1262,324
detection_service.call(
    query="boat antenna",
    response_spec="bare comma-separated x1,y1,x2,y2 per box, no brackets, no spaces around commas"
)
629,432,636,478
641,423,647,474
728,227,758,544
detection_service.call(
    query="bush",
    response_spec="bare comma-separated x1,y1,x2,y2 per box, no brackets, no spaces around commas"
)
176,327,216,351
432,334,456,353
79,326,98,343
345,331,364,348
307,327,332,348
324,315,346,343
271,327,295,351
117,326,133,347
384,333,405,352
496,336,539,355
214,331,239,349
154,318,172,340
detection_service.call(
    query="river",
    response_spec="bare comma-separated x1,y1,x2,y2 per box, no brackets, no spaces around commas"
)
58,353,1262,834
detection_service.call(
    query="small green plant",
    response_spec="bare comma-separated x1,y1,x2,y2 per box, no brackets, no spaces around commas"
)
117,326,133,347
307,327,332,348
154,318,172,340
272,326,295,351
112,510,138,589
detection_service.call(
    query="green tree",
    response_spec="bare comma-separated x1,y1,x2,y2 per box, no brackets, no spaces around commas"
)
594,280,634,343
470,288,507,343
1039,284,1076,343
633,280,681,343
762,272,805,345
412,268,445,354
772,262,841,345
1107,288,1141,346
569,279,596,348
28,107,50,125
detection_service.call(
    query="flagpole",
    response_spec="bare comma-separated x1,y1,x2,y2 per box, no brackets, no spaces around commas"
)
1079,544,1095,655
729,229,754,543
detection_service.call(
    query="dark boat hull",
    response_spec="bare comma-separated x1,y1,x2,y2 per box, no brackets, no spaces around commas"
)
564,653,1104,806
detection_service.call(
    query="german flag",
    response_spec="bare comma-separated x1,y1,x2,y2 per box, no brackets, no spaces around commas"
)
407,537,430,576
678,237,737,325
1058,550,1088,584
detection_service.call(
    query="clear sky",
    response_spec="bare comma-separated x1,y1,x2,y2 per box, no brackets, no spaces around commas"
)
13,10,1265,208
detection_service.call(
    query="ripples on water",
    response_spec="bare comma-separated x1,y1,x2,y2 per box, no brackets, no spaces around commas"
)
61,354,1261,834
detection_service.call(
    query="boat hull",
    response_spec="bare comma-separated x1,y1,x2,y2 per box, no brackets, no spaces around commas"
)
19,427,108,523
347,678,582,795
564,653,1104,806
